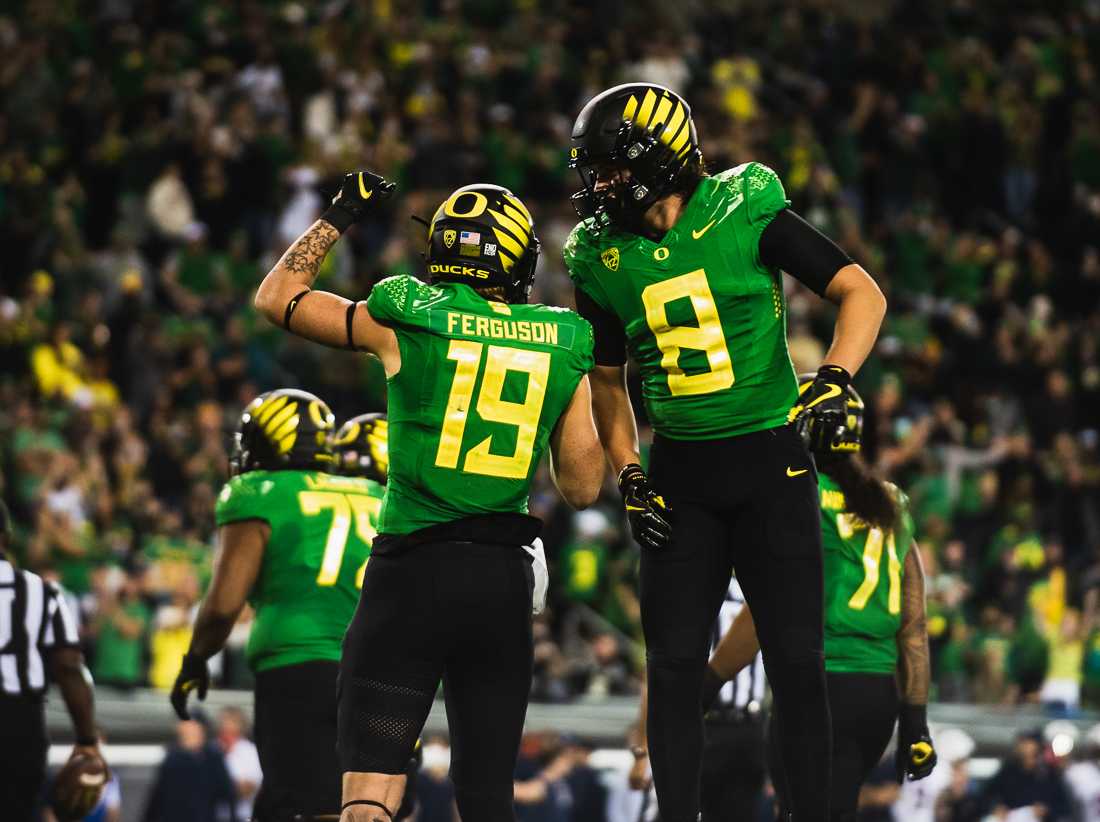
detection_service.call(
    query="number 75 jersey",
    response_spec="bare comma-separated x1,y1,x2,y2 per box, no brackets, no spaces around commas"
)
564,162,798,440
215,470,384,673
366,276,594,536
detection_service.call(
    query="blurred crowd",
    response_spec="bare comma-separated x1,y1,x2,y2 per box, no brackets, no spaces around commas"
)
2,0,1100,718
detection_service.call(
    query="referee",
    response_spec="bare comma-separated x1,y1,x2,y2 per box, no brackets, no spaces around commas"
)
630,576,769,822
0,500,106,821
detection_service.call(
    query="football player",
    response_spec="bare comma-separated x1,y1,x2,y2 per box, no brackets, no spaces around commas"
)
170,388,387,821
705,380,937,821
563,82,888,822
254,175,603,822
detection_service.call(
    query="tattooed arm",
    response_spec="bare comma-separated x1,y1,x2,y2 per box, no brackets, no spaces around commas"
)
896,543,930,704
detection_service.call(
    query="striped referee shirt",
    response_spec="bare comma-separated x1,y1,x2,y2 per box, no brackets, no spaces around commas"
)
710,576,766,714
0,554,80,698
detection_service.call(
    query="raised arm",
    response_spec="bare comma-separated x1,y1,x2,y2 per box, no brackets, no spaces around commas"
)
253,172,401,376
170,520,268,719
549,375,604,509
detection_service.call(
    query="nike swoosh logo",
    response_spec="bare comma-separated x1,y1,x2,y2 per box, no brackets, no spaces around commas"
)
786,467,808,477
410,293,451,312
692,220,716,240
358,173,373,199
805,383,843,410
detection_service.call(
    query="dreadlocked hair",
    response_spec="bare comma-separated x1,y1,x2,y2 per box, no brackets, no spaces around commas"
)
817,452,900,532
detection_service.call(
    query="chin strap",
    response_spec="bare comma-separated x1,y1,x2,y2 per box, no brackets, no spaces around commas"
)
340,799,394,821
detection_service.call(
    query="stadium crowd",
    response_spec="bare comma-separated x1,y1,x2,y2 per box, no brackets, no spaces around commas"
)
3,1,1100,794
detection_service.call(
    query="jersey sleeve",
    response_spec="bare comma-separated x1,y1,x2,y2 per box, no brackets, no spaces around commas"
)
571,314,596,374
743,163,790,236
563,223,614,313
889,483,917,546
366,274,438,330
215,474,274,527
42,582,80,649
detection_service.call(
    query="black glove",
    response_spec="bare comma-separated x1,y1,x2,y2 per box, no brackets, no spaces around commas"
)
789,364,851,451
895,703,937,782
321,171,396,233
618,463,672,551
170,652,209,721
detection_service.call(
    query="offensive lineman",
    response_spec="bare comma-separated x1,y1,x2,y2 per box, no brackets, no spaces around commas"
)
707,380,938,820
564,83,887,822
170,389,387,821
254,174,603,822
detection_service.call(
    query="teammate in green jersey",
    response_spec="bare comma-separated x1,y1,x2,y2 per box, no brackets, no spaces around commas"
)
564,83,888,822
254,174,603,822
704,379,938,821
170,388,389,821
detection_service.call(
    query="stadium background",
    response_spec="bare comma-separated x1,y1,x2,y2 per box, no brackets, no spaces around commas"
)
4,0,1100,819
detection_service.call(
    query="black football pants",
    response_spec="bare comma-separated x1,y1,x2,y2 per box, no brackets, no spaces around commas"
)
338,539,534,822
700,715,768,822
771,672,898,821
644,425,830,822
0,698,47,822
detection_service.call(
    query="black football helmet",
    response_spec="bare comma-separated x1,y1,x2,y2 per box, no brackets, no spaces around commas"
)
425,184,541,304
795,373,865,455
569,83,702,231
230,389,336,475
331,413,388,484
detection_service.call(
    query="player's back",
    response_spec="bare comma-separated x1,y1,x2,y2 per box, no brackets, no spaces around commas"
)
366,275,594,535
818,472,914,674
215,469,384,672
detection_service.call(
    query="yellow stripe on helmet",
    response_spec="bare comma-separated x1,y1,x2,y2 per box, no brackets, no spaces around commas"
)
332,421,361,447
622,94,638,121
651,95,673,134
634,88,659,129
502,193,533,225
492,226,525,260
265,402,299,439
488,208,530,244
665,103,689,150
253,395,288,425
500,203,532,237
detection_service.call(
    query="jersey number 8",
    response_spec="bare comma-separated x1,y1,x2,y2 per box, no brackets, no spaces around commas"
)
642,269,734,396
435,340,551,479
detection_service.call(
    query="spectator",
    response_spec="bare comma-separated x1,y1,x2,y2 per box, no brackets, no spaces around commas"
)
980,731,1072,821
217,707,263,822
91,567,151,689
143,716,238,822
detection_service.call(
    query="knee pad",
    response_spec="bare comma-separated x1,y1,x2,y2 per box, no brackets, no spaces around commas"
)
337,672,435,775
452,784,514,822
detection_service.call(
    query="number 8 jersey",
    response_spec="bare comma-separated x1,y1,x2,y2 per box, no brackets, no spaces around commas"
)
564,162,797,440
819,472,915,675
366,275,594,535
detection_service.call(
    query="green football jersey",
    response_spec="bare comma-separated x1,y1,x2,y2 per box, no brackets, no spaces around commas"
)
366,275,594,535
564,163,797,440
215,469,384,673
820,472,915,674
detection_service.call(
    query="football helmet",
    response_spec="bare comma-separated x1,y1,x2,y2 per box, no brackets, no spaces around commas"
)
569,83,702,230
331,413,388,484
425,184,541,304
230,389,336,475
795,372,864,455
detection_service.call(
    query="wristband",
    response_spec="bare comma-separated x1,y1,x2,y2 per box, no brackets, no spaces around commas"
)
898,703,928,737
320,204,357,235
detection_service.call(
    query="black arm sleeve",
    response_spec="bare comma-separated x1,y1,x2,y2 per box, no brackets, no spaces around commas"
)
758,208,853,298
573,286,627,367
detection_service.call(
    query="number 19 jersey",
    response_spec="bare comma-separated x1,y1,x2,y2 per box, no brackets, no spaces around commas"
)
215,470,384,673
366,276,594,535
819,472,915,675
564,163,797,440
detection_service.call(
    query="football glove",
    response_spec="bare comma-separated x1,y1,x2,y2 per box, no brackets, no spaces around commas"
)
618,463,673,551
895,703,937,782
789,364,851,451
170,652,209,721
321,171,396,234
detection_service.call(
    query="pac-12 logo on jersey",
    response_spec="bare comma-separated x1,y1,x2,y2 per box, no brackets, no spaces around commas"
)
601,247,619,271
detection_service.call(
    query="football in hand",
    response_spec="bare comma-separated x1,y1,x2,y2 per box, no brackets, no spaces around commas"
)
50,751,108,820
